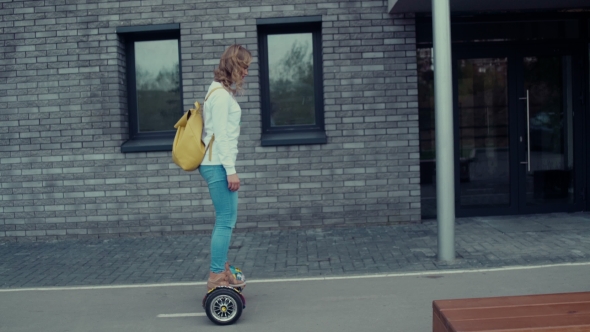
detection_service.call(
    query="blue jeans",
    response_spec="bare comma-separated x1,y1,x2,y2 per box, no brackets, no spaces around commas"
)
199,165,238,274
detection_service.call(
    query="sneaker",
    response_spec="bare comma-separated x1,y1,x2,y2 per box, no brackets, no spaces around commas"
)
207,271,228,291
225,262,246,289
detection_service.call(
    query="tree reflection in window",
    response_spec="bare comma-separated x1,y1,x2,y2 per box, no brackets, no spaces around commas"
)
267,33,315,127
134,39,181,133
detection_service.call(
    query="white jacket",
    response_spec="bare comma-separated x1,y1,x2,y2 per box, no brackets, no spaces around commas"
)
201,81,241,175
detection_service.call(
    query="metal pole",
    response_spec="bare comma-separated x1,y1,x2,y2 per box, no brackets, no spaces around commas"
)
432,0,455,262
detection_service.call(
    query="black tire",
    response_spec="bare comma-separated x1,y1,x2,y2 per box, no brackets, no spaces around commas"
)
205,288,243,325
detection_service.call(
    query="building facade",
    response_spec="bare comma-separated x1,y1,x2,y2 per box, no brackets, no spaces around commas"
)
404,2,590,219
0,0,420,241
2,0,589,242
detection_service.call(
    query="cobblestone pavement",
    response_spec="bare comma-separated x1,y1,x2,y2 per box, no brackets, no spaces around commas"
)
1,213,589,288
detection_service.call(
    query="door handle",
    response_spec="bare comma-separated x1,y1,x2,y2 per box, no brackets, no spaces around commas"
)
519,90,531,172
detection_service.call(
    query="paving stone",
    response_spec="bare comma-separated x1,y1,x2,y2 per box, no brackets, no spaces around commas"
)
0,212,589,288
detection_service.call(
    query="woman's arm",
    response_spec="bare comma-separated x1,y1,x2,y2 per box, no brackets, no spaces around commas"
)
210,90,237,175
209,90,240,191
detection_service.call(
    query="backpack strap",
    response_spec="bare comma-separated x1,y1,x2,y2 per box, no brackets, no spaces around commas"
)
204,86,225,161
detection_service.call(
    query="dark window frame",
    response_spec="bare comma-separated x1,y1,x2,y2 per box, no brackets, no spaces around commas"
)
117,24,182,153
416,13,590,47
257,17,327,146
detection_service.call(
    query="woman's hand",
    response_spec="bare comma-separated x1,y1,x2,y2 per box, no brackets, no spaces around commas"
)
227,173,240,192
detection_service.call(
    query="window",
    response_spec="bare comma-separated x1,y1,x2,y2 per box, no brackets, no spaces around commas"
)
117,24,182,153
257,17,327,146
417,48,436,219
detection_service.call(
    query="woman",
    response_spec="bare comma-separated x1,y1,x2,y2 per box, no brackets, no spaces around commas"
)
200,44,251,290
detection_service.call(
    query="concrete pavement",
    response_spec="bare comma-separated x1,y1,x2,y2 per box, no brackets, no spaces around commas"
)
1,263,589,331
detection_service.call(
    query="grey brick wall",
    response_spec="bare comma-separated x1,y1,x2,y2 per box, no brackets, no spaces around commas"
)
0,0,420,242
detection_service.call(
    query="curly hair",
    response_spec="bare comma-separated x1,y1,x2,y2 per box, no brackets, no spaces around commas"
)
214,44,252,95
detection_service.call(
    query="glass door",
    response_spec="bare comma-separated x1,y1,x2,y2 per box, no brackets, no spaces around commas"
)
455,46,584,216
456,56,513,213
517,51,582,212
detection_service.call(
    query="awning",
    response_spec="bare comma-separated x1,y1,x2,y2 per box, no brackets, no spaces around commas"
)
388,0,590,13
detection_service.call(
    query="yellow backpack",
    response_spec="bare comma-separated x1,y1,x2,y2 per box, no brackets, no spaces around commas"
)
172,87,223,171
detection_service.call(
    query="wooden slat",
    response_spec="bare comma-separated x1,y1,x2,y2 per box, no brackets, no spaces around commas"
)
433,292,590,310
433,309,449,332
441,302,590,321
448,313,590,332
432,292,590,332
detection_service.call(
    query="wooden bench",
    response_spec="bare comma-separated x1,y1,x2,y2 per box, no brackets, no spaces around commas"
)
433,292,590,331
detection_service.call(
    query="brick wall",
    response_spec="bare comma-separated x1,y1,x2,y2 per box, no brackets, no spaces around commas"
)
0,0,420,241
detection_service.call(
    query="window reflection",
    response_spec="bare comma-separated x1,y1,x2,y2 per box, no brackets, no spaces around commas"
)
135,39,181,133
524,56,574,205
458,58,510,208
267,33,315,126
417,48,436,218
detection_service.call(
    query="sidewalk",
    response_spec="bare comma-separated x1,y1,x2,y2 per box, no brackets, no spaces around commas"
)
1,212,589,288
